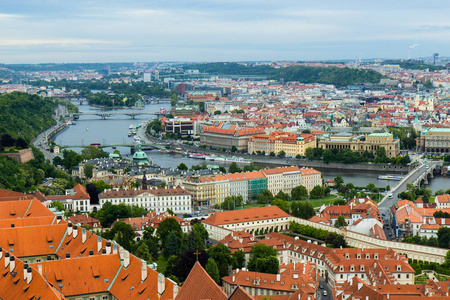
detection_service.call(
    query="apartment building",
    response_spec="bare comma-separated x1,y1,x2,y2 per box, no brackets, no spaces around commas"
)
99,186,192,215
417,127,450,154
248,131,316,156
200,122,264,151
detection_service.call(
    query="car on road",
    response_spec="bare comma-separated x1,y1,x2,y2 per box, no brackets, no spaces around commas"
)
319,284,323,289
388,193,393,199
323,290,328,296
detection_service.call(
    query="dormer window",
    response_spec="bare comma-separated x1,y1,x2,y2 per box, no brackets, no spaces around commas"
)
357,254,361,259
345,254,350,259
396,265,401,272
350,265,354,272
374,254,379,259
365,254,370,259
340,266,344,272
360,265,365,271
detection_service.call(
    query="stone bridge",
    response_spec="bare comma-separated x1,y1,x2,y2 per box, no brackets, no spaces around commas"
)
413,163,442,188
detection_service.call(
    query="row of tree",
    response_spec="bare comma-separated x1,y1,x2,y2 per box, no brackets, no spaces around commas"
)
305,147,411,165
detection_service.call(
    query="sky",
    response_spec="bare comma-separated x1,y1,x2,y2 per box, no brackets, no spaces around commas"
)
1,0,449,63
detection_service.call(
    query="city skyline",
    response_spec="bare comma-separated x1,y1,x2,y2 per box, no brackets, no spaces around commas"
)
1,0,449,63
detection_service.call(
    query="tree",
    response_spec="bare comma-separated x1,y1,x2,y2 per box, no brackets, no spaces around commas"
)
164,232,179,258
278,150,286,158
275,190,290,202
269,151,276,156
334,216,348,228
438,227,450,249
170,93,178,107
107,221,135,251
157,217,183,249
0,134,15,147
257,189,274,204
135,243,153,263
232,250,245,269
80,145,109,160
228,162,242,173
207,243,232,278
291,185,308,201
301,129,311,134
231,146,237,152
310,185,325,199
334,176,344,188
221,195,243,210
205,258,221,284
214,110,222,115
248,244,279,274
83,164,94,178
192,223,209,245
50,201,65,212
270,198,290,213
177,163,188,170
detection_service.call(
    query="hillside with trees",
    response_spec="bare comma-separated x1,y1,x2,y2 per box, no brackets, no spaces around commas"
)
185,62,385,86
0,92,58,142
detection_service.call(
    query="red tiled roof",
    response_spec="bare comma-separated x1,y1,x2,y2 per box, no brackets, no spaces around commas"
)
203,206,290,226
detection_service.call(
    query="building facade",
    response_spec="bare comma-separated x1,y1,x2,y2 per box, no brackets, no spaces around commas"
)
200,122,264,151
248,131,316,156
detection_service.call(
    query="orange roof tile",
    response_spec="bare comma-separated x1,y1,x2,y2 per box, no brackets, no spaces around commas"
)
203,206,290,226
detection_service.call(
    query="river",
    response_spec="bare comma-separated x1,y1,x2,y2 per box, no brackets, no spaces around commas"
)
56,103,450,192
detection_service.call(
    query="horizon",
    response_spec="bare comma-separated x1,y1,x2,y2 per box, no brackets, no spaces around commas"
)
1,0,450,64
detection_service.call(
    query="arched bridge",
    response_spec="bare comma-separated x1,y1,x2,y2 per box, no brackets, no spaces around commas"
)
73,112,165,120
413,163,442,188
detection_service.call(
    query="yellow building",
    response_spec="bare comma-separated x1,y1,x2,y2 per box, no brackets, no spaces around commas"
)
318,131,399,158
417,127,450,154
248,131,316,156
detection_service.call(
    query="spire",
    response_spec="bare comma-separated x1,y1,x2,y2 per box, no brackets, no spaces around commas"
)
142,170,148,190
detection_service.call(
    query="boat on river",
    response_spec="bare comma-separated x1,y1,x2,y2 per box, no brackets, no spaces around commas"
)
377,174,405,181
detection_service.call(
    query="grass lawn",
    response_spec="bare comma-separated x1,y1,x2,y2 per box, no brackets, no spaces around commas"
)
414,274,428,284
156,255,167,273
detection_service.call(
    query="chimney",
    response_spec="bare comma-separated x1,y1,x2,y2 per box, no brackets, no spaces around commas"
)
9,256,15,272
173,285,179,299
293,261,296,269
106,241,112,254
141,261,148,281
82,228,87,244
73,225,78,238
38,265,42,275
26,267,32,284
232,276,235,283
124,251,130,268
23,263,29,281
97,236,102,253
57,215,62,224
113,244,118,254
158,273,165,295
276,274,280,282
67,222,73,236
4,252,10,269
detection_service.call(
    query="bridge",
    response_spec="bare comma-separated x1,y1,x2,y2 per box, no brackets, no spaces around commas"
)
59,142,171,150
378,160,443,217
73,111,165,120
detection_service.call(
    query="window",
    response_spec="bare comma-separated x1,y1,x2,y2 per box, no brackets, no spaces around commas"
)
398,274,401,279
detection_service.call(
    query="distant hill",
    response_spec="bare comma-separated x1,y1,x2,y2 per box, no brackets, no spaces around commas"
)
383,60,446,71
186,62,385,86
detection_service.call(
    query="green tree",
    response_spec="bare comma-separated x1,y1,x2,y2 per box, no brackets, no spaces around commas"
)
50,201,65,212
334,176,344,188
270,198,290,213
164,232,179,258
207,243,232,278
438,227,450,249
170,93,178,107
83,164,94,178
80,145,109,160
310,185,325,199
278,150,286,158
275,190,290,202
214,110,222,115
221,195,243,210
248,244,279,274
205,258,221,284
135,243,153,263
177,163,188,170
291,185,308,201
257,189,274,204
297,201,316,219
107,221,135,251
334,216,348,228
231,146,237,152
232,250,245,269
157,217,183,249
228,162,242,173
269,151,276,157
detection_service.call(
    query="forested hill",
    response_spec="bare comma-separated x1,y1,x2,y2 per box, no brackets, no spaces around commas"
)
0,92,57,142
186,62,385,86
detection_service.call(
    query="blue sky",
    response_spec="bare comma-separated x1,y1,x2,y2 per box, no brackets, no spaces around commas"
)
0,0,449,63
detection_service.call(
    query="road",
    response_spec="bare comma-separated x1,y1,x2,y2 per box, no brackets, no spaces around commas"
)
377,160,441,239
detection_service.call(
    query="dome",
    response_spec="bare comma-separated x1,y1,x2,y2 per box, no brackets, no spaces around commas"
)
132,145,149,166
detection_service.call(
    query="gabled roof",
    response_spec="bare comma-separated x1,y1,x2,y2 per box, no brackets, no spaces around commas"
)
228,285,254,300
0,188,30,202
0,215,60,229
0,199,55,220
203,206,290,226
0,251,65,300
176,262,227,300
